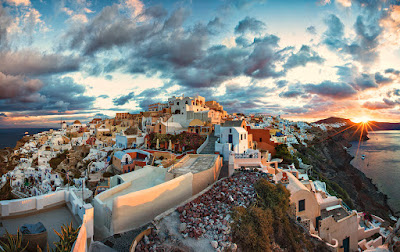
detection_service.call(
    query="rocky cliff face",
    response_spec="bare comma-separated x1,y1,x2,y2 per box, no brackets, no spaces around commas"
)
297,126,392,219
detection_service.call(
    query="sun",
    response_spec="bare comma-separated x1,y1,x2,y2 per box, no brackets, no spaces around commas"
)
352,116,371,123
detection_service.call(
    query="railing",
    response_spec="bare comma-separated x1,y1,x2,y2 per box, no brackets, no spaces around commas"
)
234,153,259,159
342,202,352,213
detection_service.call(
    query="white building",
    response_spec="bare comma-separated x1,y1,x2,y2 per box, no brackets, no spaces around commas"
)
215,126,249,160
70,120,83,132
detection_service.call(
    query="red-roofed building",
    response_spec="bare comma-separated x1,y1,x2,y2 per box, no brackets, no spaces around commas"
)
246,126,279,156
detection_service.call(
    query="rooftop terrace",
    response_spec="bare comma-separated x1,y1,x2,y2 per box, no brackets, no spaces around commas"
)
0,205,79,250
321,204,350,222
169,155,218,176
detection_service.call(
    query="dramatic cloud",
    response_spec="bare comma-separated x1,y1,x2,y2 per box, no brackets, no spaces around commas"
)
323,14,345,51
385,68,400,75
35,77,95,112
113,92,135,106
0,50,80,76
244,38,284,79
279,89,304,98
387,89,400,98
0,76,95,113
283,45,325,69
335,64,392,91
374,72,392,85
71,11,286,89
353,73,378,90
351,15,381,63
363,101,396,110
0,72,43,101
323,13,382,64
305,81,357,99
234,16,266,34
1,0,400,124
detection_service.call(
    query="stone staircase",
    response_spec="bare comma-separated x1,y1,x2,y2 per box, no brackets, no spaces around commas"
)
200,134,219,154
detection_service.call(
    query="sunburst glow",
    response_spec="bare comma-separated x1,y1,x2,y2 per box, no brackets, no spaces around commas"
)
352,116,372,123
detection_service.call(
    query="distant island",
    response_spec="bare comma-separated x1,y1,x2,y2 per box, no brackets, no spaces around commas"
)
314,117,400,131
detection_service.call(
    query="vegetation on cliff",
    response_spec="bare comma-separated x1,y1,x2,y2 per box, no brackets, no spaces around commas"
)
231,178,330,252
273,144,300,168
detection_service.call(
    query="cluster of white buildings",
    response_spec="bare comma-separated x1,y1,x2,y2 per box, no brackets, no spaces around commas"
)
0,94,395,252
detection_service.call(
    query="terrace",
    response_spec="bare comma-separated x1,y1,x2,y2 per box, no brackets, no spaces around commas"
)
0,190,93,251
321,204,350,222
0,205,79,250
168,155,218,176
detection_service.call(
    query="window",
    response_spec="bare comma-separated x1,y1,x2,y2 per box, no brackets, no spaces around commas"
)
177,102,179,106
229,129,232,133
260,138,262,142
299,199,305,212
241,134,243,140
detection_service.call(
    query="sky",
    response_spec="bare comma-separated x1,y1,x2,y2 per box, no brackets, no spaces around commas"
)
0,0,400,128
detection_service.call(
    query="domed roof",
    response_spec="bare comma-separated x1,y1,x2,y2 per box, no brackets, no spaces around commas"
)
189,119,205,126
73,120,81,124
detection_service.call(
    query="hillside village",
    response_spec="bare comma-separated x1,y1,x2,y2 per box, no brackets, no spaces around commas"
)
0,94,399,252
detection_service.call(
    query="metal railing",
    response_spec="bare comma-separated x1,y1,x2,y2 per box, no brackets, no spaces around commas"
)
234,153,259,159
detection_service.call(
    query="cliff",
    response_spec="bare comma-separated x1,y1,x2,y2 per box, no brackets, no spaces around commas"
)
296,126,392,219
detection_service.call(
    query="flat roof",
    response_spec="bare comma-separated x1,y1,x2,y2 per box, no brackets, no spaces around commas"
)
170,155,218,175
321,204,350,221
0,205,79,250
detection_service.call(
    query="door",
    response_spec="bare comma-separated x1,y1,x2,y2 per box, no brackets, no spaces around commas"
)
343,237,349,252
315,216,321,231
228,134,233,151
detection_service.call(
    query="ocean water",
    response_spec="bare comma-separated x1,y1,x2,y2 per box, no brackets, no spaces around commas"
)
348,130,400,214
0,128,52,149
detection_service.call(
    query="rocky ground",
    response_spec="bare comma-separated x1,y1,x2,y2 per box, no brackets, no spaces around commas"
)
134,172,271,252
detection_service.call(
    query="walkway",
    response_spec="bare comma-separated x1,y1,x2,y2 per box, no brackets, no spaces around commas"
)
199,135,218,154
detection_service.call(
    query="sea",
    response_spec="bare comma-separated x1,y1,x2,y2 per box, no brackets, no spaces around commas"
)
348,130,400,214
0,128,52,149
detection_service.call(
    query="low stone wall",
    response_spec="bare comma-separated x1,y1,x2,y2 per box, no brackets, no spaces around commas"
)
111,173,193,235
192,156,222,195
72,205,94,252
0,190,66,216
